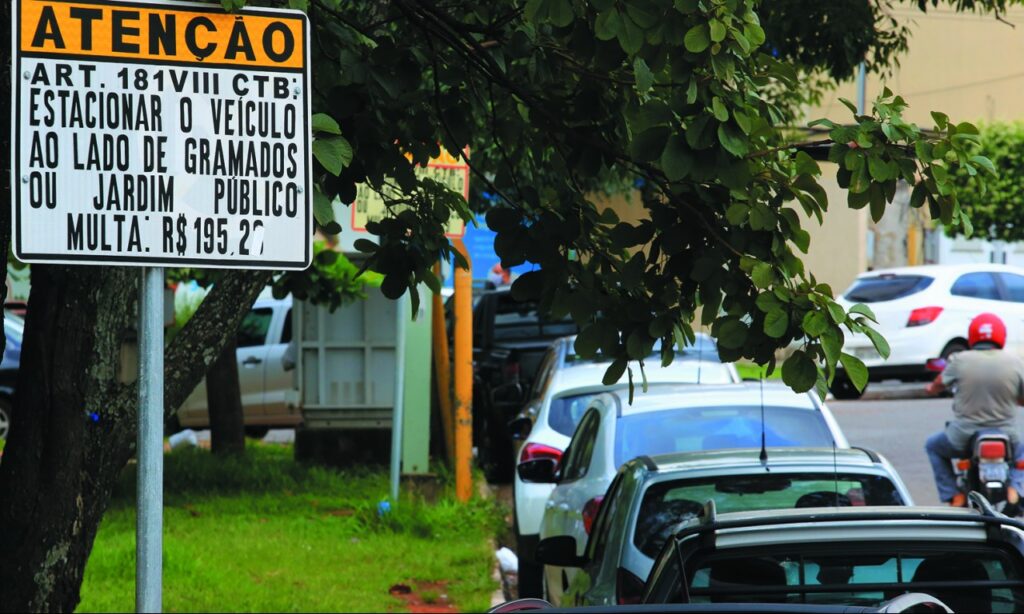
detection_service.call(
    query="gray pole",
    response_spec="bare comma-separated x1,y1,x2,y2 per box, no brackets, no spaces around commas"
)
389,295,407,502
137,267,164,613
856,62,867,115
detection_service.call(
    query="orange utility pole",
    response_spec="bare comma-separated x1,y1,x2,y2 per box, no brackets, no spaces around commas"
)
453,240,474,502
431,263,455,464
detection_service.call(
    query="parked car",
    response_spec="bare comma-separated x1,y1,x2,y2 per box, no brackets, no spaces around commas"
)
547,447,912,606
488,594,956,613
638,496,1024,611
175,296,300,436
522,383,849,606
513,334,739,597
466,289,580,481
834,263,1024,399
0,312,24,440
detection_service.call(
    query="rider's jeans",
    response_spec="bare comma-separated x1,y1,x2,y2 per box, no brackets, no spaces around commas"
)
926,430,1024,502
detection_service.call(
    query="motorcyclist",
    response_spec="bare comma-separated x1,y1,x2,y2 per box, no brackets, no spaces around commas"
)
924,313,1024,509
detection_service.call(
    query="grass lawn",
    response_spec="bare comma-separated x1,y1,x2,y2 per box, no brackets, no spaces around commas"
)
77,444,504,613
734,361,782,381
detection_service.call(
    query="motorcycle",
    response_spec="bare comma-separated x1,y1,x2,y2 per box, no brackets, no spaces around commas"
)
926,357,1022,515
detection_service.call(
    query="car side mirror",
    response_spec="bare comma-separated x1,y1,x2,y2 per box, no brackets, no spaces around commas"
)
535,535,586,568
508,416,532,441
517,459,558,483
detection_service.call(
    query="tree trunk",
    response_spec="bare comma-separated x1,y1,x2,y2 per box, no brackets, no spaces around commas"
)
207,338,245,455
0,268,270,612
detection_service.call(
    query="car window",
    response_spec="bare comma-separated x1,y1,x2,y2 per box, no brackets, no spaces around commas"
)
843,275,933,303
614,405,835,467
549,392,603,436
238,308,273,348
1001,274,1024,303
492,294,576,343
560,410,601,482
951,272,1000,300
280,309,292,344
633,474,903,558
684,547,1024,610
530,348,557,399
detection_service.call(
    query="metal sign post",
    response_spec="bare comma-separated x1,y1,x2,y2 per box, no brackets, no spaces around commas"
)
136,267,164,613
11,1,313,611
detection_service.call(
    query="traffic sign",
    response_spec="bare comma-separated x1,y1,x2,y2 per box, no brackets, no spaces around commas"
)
11,0,312,269
351,148,469,238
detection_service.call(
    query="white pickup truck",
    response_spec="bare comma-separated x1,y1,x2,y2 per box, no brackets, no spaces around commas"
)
175,296,301,437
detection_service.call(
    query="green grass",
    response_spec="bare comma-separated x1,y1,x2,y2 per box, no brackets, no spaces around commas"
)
77,445,504,613
735,361,783,381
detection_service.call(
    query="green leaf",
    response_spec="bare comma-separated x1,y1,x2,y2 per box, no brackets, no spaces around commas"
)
353,238,378,253
661,135,694,181
826,301,846,324
863,327,891,359
794,151,820,176
839,352,869,391
716,318,748,349
634,57,654,94
548,0,574,27
802,311,829,337
725,203,749,225
709,19,726,43
684,24,710,53
717,123,748,156
312,136,353,176
751,262,773,289
603,358,628,385
313,190,334,226
848,303,877,323
631,127,670,162
312,113,342,135
821,327,843,367
764,309,789,338
594,8,622,40
782,350,818,392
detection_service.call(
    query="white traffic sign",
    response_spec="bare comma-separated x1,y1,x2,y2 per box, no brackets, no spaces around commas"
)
12,0,312,269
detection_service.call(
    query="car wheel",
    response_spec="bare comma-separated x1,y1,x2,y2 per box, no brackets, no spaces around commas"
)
830,375,865,400
941,340,968,360
0,397,10,440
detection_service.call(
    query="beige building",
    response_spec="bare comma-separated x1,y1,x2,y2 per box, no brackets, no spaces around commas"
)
800,5,1024,293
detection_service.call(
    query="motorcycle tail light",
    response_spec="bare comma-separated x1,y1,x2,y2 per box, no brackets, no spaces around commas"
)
907,306,943,327
582,496,604,535
616,567,645,605
957,459,972,471
980,441,1007,460
519,442,562,465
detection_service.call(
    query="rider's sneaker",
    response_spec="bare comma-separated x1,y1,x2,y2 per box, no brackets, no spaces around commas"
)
950,493,967,507
1006,488,1021,517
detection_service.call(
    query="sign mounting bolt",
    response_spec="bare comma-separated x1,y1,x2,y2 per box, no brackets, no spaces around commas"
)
22,71,30,80
21,175,28,183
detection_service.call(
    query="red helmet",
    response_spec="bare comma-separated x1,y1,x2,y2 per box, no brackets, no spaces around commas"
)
968,313,1007,349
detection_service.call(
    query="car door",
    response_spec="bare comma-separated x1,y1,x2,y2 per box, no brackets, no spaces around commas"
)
995,272,1024,357
261,304,299,425
236,307,274,417
543,409,601,605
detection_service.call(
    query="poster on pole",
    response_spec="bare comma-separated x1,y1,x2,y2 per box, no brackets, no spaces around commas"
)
11,0,312,269
351,148,469,239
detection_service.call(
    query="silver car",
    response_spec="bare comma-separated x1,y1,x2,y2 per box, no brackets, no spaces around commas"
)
553,447,913,606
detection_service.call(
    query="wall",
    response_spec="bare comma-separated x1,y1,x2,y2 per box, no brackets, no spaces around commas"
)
802,169,869,295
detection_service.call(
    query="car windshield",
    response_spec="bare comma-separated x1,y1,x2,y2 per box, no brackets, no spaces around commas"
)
614,405,835,467
633,474,904,557
843,274,933,303
685,545,1024,612
547,364,737,437
565,337,721,364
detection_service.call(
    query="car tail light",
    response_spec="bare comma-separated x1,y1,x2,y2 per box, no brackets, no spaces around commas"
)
582,496,604,535
616,567,645,605
519,442,562,465
907,307,943,327
957,459,972,471
979,440,1007,460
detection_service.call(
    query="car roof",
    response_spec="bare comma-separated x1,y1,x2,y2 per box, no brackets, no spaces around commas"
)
549,359,736,395
600,382,817,416
640,447,879,473
855,263,1024,279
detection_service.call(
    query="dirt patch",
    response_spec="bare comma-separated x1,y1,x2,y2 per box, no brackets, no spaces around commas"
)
389,581,458,613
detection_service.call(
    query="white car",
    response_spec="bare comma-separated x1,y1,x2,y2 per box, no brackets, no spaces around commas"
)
557,447,913,606
176,296,301,436
835,263,1024,399
511,334,739,597
523,382,849,605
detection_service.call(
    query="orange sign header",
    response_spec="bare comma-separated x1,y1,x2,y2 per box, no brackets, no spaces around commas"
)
19,0,306,69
